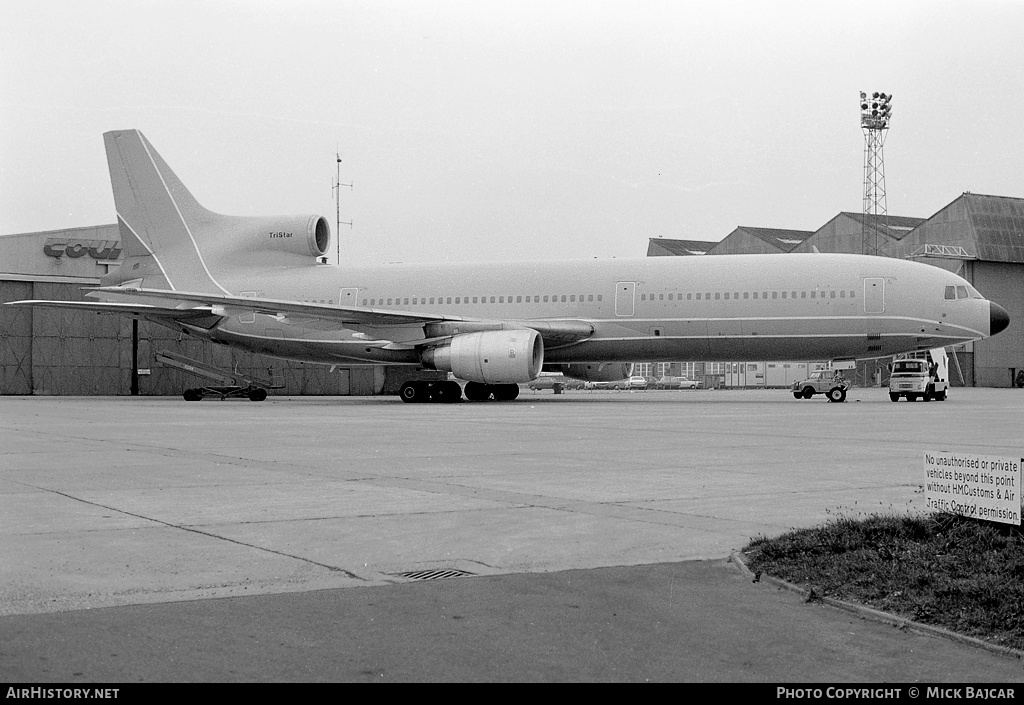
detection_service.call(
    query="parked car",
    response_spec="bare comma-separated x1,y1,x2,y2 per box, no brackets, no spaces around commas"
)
627,375,648,389
585,379,628,390
526,375,583,393
654,375,701,389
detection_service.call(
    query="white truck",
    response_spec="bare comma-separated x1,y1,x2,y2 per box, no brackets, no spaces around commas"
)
888,348,949,402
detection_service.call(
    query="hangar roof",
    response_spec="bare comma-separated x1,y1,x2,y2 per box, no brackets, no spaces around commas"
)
646,238,718,256
900,193,1024,263
788,212,927,255
728,226,814,252
840,213,926,242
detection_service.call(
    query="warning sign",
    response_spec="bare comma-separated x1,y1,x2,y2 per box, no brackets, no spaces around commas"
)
924,452,1022,525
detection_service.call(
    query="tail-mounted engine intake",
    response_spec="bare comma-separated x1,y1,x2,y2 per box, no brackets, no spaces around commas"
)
215,214,331,261
249,215,331,258
421,330,544,384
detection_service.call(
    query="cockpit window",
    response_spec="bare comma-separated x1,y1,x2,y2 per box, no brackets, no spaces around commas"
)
945,284,985,300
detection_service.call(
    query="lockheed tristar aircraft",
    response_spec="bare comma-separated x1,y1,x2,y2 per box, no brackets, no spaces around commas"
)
9,130,1010,402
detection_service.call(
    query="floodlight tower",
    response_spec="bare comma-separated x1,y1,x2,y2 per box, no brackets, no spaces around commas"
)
859,91,893,255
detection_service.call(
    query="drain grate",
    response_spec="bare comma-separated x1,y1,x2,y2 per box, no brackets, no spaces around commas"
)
393,569,475,581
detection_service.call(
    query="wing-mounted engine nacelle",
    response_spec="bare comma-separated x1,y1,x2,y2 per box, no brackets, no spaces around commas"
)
231,214,332,260
549,362,632,382
421,330,544,384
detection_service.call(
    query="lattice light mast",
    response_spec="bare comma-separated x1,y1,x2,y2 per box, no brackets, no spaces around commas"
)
332,148,352,264
860,91,893,255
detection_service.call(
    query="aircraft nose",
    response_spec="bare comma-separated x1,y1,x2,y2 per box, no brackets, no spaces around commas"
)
990,301,1010,336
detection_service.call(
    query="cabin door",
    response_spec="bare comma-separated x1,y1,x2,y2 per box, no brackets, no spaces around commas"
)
863,278,884,314
339,288,358,307
615,282,636,317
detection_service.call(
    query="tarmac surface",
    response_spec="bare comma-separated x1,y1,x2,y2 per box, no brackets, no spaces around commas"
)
2,387,1023,682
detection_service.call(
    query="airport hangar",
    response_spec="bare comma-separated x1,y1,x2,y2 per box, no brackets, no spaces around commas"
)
647,192,1024,389
1,191,1022,396
0,224,412,396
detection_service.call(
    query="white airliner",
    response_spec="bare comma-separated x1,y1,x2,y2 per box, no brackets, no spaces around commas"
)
9,130,1010,402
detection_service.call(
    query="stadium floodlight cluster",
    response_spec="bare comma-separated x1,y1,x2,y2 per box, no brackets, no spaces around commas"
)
860,91,893,130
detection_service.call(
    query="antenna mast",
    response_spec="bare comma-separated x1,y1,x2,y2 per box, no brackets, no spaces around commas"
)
332,147,352,264
859,91,893,256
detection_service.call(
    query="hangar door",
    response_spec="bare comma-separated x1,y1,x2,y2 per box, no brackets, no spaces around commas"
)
864,278,884,314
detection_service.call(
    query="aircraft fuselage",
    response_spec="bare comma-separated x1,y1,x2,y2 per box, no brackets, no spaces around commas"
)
187,252,996,367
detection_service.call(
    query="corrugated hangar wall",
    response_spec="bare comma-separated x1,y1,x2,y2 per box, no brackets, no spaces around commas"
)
0,281,33,394
972,261,1024,387
1,280,398,396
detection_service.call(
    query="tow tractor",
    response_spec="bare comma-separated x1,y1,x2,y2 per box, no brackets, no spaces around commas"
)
888,348,949,402
156,350,283,401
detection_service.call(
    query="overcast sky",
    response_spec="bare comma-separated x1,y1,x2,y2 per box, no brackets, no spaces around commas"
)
2,0,1023,264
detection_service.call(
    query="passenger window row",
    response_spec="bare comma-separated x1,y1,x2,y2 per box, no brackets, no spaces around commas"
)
639,290,857,302
361,294,604,307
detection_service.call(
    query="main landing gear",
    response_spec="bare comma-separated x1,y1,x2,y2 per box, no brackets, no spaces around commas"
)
398,380,521,403
399,380,463,403
463,381,519,402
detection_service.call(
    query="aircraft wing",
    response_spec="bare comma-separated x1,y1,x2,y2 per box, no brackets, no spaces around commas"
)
86,287,595,348
88,287,459,326
5,299,220,322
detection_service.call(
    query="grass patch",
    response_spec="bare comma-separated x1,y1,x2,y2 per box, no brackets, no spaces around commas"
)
743,512,1024,651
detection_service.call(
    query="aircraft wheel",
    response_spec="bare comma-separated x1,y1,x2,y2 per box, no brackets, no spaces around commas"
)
435,381,463,403
827,387,847,403
464,381,489,401
494,383,519,401
183,388,202,401
446,381,465,402
889,392,900,402
248,388,268,402
400,381,421,403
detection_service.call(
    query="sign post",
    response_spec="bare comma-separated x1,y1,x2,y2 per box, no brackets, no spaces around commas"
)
924,452,1022,525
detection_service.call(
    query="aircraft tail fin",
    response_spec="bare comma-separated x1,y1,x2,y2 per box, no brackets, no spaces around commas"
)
102,130,226,293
